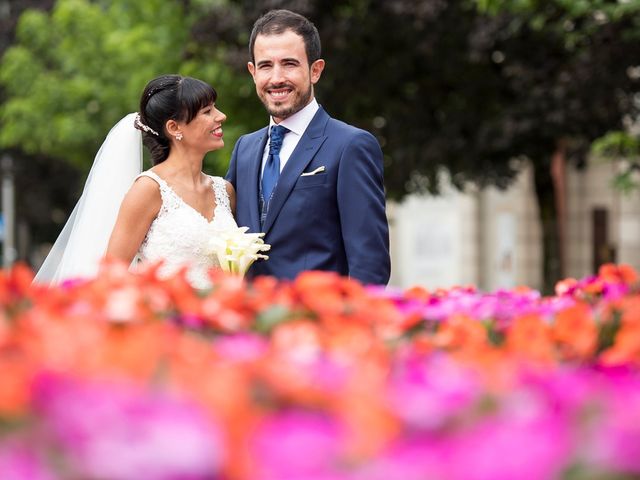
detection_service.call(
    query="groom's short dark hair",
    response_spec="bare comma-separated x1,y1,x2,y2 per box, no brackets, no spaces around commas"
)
249,9,321,66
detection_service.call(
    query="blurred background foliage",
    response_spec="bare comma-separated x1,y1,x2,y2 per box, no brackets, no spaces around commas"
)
0,0,639,290
0,0,257,169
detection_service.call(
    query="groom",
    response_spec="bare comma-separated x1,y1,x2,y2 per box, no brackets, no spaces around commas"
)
226,9,390,285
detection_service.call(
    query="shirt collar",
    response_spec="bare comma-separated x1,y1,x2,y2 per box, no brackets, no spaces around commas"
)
269,98,319,137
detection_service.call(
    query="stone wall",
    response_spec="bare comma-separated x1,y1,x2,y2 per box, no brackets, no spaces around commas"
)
388,160,640,290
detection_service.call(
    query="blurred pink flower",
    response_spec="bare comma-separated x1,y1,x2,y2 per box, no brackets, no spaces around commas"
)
213,333,268,362
0,439,56,480
446,410,572,480
387,354,481,430
249,410,346,479
584,368,640,474
32,373,224,480
354,436,447,480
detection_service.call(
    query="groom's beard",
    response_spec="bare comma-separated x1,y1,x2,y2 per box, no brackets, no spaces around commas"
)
262,82,313,120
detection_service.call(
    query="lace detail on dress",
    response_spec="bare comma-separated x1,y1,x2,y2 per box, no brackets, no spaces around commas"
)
135,170,237,288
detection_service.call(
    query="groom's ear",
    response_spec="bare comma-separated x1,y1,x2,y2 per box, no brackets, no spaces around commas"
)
310,59,325,84
247,62,256,81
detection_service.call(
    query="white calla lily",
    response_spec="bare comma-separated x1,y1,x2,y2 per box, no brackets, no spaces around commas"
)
207,226,271,277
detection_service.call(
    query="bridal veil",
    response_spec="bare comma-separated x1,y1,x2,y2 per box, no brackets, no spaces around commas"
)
34,113,142,284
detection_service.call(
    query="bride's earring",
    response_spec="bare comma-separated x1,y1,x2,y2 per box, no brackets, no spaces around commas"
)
176,133,183,141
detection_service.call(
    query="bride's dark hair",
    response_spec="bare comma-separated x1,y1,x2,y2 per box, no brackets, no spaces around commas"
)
136,75,217,165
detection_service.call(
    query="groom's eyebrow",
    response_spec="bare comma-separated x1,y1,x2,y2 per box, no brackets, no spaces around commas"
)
256,58,301,68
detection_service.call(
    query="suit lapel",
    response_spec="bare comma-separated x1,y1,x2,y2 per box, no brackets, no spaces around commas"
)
262,108,330,234
245,128,268,233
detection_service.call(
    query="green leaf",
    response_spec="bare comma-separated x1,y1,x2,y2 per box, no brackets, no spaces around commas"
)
255,305,297,334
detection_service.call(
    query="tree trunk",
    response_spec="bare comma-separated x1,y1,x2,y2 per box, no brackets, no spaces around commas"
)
551,139,567,281
532,140,567,294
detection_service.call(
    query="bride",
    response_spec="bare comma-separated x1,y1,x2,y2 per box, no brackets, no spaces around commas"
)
34,74,238,288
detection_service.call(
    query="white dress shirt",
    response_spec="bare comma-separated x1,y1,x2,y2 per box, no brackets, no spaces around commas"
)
261,98,320,175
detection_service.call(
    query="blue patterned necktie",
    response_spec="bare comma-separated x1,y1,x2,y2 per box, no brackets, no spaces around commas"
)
262,125,289,202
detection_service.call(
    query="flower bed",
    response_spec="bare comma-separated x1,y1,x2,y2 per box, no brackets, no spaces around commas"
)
0,262,639,479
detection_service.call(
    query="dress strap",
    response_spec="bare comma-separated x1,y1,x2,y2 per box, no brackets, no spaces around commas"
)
137,170,166,186
136,170,173,195
210,176,231,212
135,170,178,208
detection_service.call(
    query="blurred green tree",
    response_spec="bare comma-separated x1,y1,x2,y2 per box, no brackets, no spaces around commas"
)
592,131,640,193
469,0,640,289
0,0,76,264
2,0,186,167
0,0,258,171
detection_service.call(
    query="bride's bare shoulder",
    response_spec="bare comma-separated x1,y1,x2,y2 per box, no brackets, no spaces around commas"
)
120,174,161,213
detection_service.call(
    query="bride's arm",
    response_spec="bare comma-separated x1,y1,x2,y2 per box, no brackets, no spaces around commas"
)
225,180,236,216
106,177,161,263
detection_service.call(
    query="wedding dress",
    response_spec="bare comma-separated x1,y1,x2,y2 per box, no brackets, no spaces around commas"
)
135,171,237,289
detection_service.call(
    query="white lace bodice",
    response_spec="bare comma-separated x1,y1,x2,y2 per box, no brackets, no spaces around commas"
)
135,171,237,289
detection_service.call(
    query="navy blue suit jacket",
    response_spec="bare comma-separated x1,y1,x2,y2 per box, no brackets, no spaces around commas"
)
226,107,390,285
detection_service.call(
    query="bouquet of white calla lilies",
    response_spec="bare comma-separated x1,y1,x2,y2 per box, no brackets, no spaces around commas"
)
207,226,271,277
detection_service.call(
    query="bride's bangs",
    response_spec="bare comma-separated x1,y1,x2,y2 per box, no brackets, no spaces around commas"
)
179,78,218,123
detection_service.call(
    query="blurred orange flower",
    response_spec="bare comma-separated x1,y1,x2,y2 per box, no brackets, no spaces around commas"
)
507,314,555,365
552,303,597,361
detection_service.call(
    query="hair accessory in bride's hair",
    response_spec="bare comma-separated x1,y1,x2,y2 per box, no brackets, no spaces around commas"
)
134,113,159,137
147,84,167,98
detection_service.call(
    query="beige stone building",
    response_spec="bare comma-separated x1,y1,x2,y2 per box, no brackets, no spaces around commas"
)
388,160,640,291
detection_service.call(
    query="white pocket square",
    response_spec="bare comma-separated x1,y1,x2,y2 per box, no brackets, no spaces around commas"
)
301,166,326,176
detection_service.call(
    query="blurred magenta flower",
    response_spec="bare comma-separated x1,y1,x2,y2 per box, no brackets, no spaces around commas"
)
249,410,346,479
387,354,481,430
213,333,268,362
354,436,447,480
583,368,640,475
446,410,571,480
31,373,225,480
0,439,56,480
